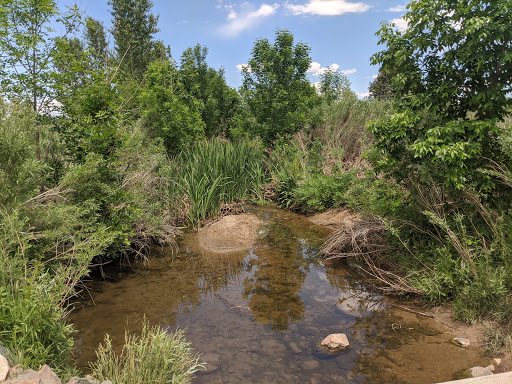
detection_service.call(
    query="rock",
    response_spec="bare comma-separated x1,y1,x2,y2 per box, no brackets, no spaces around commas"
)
469,366,494,377
6,365,61,384
66,377,99,384
302,360,319,370
0,354,9,382
494,358,502,365
485,364,495,372
100,382,112,384
289,342,302,354
321,333,350,350
0,345,9,361
452,337,471,348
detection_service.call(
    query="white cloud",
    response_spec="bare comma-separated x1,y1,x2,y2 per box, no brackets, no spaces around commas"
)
341,68,356,75
391,17,408,31
308,62,340,76
219,3,279,37
236,63,252,72
286,0,370,16
388,5,406,12
372,74,378,79
357,92,369,98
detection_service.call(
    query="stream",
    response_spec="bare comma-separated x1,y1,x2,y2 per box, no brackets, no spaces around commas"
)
71,206,492,383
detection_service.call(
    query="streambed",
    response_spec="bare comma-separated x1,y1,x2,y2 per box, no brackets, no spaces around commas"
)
71,207,492,383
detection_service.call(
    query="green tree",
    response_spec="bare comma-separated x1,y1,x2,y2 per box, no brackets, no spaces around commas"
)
0,0,80,160
370,0,512,190
109,0,161,81
319,68,351,104
85,17,108,69
179,44,241,137
241,29,319,145
140,59,205,153
368,69,395,100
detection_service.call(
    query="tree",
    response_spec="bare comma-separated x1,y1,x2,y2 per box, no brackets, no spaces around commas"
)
85,17,108,69
179,44,241,137
140,59,205,154
0,0,80,160
109,0,161,81
369,0,512,191
319,68,351,104
368,69,395,100
241,29,319,145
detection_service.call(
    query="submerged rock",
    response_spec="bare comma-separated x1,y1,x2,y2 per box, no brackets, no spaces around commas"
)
321,333,350,350
469,366,494,377
452,337,471,348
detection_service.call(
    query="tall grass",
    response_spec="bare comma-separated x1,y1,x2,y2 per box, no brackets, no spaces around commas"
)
169,138,267,225
91,320,204,384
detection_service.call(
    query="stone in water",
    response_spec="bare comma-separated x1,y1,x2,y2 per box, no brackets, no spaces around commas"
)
321,333,349,349
452,337,470,348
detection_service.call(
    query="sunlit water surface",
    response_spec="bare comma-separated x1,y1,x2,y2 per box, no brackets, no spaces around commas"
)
71,207,490,383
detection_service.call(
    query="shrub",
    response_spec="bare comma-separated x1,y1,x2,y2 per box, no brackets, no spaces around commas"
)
91,320,204,384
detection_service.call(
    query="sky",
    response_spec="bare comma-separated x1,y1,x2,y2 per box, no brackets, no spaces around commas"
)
63,0,408,97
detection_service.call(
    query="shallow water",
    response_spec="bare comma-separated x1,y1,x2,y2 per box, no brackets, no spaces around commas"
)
71,207,491,383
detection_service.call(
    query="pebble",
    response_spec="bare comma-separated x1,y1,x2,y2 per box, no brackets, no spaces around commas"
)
452,337,471,348
289,342,302,354
302,360,320,370
494,358,502,365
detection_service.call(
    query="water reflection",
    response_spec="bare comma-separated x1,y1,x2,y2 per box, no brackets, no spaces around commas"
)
71,207,491,384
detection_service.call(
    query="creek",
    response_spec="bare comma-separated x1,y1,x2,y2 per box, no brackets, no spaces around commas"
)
71,206,491,383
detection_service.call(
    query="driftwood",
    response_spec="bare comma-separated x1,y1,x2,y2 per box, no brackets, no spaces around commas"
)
389,303,434,318
214,291,252,315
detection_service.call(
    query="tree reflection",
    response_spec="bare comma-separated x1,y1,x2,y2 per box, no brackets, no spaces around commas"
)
242,220,313,331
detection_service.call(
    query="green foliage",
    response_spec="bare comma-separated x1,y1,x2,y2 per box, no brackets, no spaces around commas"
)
242,29,319,145
109,0,162,80
318,68,351,105
179,44,241,138
294,172,356,212
140,60,205,154
370,0,512,192
0,103,40,206
368,69,395,100
91,320,204,384
169,138,267,225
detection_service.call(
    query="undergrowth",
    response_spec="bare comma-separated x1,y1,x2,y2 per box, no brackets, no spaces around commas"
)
91,320,204,384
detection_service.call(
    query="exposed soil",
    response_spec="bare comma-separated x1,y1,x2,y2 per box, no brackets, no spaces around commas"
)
198,213,264,253
308,207,360,230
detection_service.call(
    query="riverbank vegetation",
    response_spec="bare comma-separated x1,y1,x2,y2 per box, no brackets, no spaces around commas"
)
0,0,511,379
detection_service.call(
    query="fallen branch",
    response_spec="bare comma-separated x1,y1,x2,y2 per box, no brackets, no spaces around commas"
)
214,291,252,315
389,303,434,318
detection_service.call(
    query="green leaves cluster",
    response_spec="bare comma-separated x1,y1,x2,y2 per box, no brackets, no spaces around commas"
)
242,29,319,145
370,0,512,192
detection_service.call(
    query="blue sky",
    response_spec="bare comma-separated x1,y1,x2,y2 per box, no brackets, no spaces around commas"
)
66,0,408,97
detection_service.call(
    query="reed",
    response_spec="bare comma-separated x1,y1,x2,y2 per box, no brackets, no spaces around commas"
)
169,138,267,225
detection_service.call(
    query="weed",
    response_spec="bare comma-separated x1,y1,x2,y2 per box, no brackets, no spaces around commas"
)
91,319,204,384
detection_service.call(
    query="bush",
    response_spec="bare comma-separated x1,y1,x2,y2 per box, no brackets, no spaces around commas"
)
91,320,204,384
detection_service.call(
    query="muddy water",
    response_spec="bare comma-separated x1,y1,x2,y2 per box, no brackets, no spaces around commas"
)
71,207,492,383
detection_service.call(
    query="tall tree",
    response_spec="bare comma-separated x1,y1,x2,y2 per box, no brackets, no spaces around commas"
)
0,0,80,161
179,44,241,137
368,69,395,100
241,29,319,145
109,0,160,80
85,17,108,69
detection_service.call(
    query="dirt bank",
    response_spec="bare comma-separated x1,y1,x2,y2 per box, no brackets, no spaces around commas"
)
308,207,359,230
198,213,263,253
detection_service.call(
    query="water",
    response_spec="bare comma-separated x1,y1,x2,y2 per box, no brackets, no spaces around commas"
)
71,207,491,383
